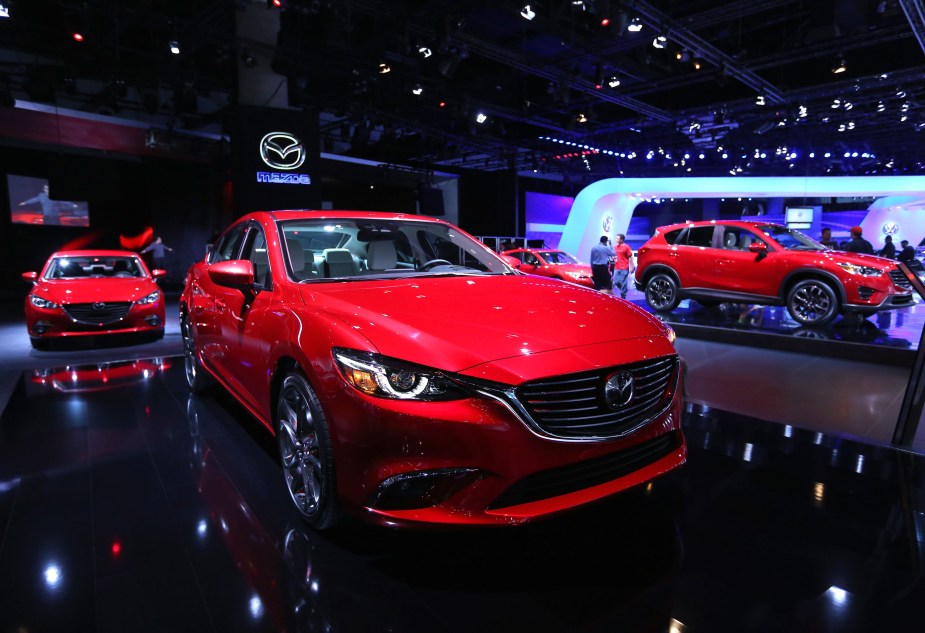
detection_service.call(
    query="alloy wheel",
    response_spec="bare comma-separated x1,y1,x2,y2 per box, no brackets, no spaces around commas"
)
278,383,323,518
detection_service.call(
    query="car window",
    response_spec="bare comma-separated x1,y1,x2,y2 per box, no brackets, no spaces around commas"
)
662,228,685,244
756,225,822,250
46,255,146,279
719,226,763,251
540,251,578,264
523,253,541,266
210,224,248,264
685,226,716,248
241,226,272,290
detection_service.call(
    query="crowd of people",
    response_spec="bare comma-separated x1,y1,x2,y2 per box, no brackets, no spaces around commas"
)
821,225,916,261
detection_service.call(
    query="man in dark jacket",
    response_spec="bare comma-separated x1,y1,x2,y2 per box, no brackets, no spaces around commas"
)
898,240,916,263
843,226,874,255
879,235,896,258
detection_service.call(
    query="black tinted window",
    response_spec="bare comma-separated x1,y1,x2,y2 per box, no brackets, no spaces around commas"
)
663,229,684,245
686,226,716,248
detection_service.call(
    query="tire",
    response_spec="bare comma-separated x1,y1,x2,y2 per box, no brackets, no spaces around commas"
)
786,279,839,326
277,372,341,530
645,273,681,312
181,312,213,393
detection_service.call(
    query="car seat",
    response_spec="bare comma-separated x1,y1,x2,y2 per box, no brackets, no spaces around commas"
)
322,248,358,278
724,233,738,249
366,240,398,270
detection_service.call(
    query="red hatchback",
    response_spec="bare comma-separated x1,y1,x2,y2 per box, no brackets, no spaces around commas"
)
180,210,686,529
635,220,914,326
500,248,594,288
23,250,166,348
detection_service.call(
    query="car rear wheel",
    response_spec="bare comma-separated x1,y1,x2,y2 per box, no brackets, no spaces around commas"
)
786,279,839,326
181,312,212,393
645,273,681,312
277,371,341,530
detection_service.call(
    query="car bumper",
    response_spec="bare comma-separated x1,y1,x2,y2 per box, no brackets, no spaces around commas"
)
25,302,165,338
324,373,686,528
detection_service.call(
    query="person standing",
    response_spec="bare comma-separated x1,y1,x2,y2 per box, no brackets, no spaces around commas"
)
879,235,896,259
590,235,615,294
898,240,916,263
843,226,874,255
611,233,635,300
142,236,174,271
819,227,839,249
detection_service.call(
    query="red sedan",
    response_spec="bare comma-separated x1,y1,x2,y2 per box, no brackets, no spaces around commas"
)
22,250,166,348
501,247,594,288
180,210,685,529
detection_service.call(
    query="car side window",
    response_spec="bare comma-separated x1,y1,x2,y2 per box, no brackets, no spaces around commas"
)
662,229,684,244
686,226,716,248
524,253,540,266
241,226,271,290
210,225,247,264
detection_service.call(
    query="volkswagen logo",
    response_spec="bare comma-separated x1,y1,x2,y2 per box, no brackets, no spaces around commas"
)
602,215,613,233
603,370,634,409
259,132,305,170
882,221,900,236
92,302,106,311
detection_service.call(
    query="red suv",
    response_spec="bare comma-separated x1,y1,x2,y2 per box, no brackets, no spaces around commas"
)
635,220,914,326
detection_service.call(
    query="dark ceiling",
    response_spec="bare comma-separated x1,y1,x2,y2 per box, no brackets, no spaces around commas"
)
2,0,925,181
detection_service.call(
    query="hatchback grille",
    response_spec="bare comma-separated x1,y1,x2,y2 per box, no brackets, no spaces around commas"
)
889,268,911,289
488,430,683,510
514,355,678,439
64,302,132,325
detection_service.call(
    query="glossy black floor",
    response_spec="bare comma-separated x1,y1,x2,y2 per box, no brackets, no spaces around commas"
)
1,355,924,633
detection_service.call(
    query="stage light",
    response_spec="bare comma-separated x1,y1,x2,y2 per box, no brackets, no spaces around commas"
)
756,95,765,106
418,46,432,58
652,35,667,49
627,17,642,32
832,56,846,74
169,40,180,55
476,112,487,123
378,62,391,74
577,112,588,123
607,76,621,88
411,84,423,95
0,4,9,18
520,5,535,20
72,31,85,42
601,18,610,27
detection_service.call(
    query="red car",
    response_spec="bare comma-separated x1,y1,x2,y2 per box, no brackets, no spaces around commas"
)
180,210,685,529
22,249,166,348
635,220,914,326
500,248,594,288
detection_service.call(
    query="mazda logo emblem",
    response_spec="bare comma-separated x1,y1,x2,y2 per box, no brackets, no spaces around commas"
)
92,302,106,311
882,221,900,236
603,370,634,409
259,132,305,170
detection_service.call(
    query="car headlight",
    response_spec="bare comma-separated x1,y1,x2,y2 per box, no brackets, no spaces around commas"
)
664,324,676,344
836,263,882,276
30,295,59,309
333,348,468,401
136,290,161,305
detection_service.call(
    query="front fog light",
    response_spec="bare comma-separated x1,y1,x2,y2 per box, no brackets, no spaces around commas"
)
370,468,482,510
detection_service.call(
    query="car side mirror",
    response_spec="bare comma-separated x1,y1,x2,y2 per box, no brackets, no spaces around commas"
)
748,242,767,253
22,271,38,283
501,255,521,268
152,269,167,279
208,259,254,289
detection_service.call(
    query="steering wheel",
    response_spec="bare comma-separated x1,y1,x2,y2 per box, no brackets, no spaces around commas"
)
419,258,452,270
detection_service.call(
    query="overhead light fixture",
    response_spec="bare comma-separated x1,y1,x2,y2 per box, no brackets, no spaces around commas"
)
627,17,642,32
411,84,423,95
378,62,391,74
476,112,487,123
693,59,701,70
832,56,846,74
520,4,535,20
652,35,667,49
577,112,588,123
418,46,432,58
756,95,766,106
571,1,586,8
0,4,9,18
607,76,621,88
169,40,180,55
72,31,85,42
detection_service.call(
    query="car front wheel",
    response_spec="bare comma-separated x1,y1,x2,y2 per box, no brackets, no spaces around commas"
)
277,372,341,530
645,273,681,312
181,312,212,393
786,279,839,326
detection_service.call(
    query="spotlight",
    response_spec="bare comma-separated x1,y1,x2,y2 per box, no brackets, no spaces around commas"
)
378,62,391,74
832,56,846,74
411,84,423,95
0,5,9,18
520,4,535,20
607,76,621,88
72,31,85,42
577,112,588,123
418,46,432,58
652,35,667,49
693,59,701,70
756,95,765,106
627,17,642,32
169,40,180,55
476,112,487,123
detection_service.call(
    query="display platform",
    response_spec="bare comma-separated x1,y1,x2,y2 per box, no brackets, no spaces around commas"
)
629,295,921,367
0,358,923,632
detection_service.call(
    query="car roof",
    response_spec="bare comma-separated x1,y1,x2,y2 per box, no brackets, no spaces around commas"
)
50,250,143,258
239,209,451,226
656,219,787,232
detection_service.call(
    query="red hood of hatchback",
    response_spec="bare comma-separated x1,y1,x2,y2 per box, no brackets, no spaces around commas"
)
300,275,670,372
33,279,157,304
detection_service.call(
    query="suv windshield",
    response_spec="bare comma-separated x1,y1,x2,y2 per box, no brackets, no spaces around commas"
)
538,250,579,264
277,218,513,281
756,225,823,250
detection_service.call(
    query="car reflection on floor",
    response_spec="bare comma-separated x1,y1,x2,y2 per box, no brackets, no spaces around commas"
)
29,358,171,393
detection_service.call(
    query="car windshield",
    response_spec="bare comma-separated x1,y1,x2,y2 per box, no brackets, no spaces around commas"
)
538,250,579,264
46,256,146,279
756,225,823,251
277,218,514,282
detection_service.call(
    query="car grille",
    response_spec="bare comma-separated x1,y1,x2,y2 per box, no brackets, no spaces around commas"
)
889,268,910,289
487,430,683,510
514,355,679,439
64,302,132,325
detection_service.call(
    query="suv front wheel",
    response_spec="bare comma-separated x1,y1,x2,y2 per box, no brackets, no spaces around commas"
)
786,279,839,326
645,273,681,312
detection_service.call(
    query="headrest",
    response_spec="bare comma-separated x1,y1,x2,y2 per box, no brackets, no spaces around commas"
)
323,248,354,263
367,240,397,270
286,238,305,271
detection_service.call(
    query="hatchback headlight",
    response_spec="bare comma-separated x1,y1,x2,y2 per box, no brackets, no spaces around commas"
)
333,348,468,401
30,295,59,309
836,263,882,276
136,290,161,305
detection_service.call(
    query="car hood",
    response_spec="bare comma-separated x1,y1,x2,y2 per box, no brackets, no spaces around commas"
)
547,263,592,275
814,249,898,268
298,274,672,373
32,279,158,303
